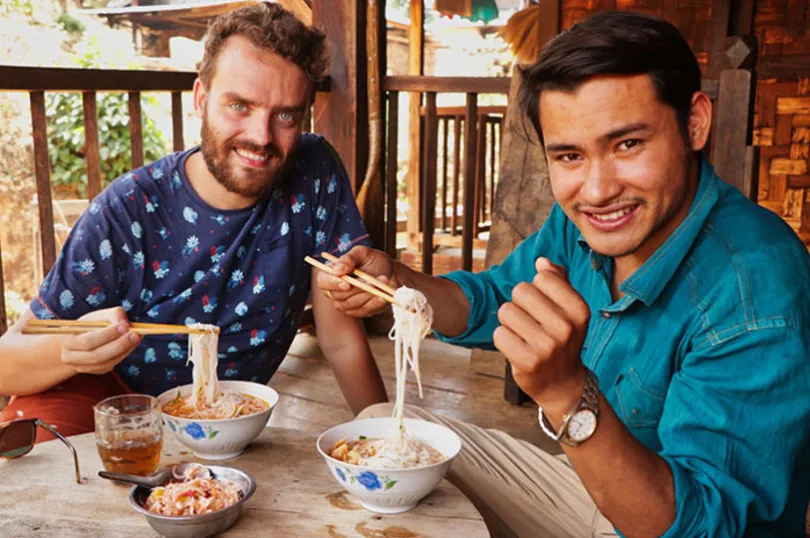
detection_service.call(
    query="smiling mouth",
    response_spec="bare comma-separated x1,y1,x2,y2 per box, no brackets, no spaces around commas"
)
582,203,640,230
233,147,271,167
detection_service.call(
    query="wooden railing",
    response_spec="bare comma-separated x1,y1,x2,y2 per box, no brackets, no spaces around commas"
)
0,65,199,335
0,65,332,336
383,76,510,275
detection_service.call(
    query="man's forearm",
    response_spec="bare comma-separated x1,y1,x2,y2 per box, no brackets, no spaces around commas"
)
0,330,75,396
393,262,470,338
547,394,676,537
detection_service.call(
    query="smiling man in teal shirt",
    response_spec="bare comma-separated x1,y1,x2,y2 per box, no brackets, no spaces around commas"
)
317,11,810,538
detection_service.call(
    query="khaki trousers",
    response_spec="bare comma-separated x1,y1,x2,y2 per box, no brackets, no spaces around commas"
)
357,403,617,538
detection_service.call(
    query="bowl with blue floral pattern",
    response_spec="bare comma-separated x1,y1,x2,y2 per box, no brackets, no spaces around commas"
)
317,417,462,514
157,381,279,460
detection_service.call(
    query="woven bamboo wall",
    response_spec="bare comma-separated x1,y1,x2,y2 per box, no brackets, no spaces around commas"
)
754,0,810,245
559,0,810,247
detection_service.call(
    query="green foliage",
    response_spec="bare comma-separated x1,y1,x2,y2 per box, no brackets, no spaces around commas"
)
46,92,166,197
56,12,85,38
0,0,34,17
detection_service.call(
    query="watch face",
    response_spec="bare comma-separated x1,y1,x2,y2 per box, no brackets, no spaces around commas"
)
567,410,597,442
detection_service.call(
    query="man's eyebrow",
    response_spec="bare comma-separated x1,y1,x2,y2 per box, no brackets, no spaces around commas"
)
545,123,651,153
221,92,258,106
600,123,650,143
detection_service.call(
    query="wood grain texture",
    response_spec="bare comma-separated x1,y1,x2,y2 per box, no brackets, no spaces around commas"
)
82,91,102,201
0,425,487,537
29,91,56,274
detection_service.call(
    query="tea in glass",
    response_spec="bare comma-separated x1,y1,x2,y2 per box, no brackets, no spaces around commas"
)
94,394,163,476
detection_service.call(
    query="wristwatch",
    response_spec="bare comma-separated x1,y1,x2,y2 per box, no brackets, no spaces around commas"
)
538,368,600,447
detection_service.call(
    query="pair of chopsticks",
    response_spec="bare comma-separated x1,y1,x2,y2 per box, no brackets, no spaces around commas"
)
22,319,220,336
304,251,403,309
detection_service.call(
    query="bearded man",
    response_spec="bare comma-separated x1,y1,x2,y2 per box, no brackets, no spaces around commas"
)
0,3,387,439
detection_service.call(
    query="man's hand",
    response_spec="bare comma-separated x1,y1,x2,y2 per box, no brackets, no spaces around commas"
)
315,246,397,317
493,257,591,413
60,307,142,375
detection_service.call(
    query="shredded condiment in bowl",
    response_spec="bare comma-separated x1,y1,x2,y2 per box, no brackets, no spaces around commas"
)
145,464,243,516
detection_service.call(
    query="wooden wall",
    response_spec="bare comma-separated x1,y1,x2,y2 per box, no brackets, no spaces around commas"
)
557,0,810,247
754,0,810,244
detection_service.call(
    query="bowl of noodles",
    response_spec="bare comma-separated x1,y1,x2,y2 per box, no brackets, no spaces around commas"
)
317,417,462,514
158,380,279,460
128,463,256,538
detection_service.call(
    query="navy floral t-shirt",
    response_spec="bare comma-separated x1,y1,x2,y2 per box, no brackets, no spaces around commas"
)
31,134,370,396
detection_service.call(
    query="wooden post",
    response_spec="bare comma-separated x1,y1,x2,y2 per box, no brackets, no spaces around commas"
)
171,91,184,152
82,91,102,201
475,3,561,404
312,0,368,193
0,234,6,336
462,93,478,271
128,91,144,169
406,0,425,249
422,92,438,275
30,91,57,275
385,91,400,258
711,36,758,200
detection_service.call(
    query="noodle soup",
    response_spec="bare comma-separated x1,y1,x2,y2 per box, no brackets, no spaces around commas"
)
329,435,446,469
162,391,269,420
158,380,279,460
317,417,462,514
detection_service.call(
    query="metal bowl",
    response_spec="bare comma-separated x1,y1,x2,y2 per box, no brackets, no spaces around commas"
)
128,465,256,538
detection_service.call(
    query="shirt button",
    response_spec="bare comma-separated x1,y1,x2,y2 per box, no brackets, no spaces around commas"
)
601,311,612,319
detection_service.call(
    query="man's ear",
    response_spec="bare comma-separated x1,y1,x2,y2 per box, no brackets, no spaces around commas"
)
687,91,712,151
192,78,207,120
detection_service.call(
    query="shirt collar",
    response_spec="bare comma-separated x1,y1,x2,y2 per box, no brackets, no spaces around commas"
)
576,156,722,307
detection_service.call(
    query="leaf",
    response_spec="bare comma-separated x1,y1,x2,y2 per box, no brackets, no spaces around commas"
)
208,430,219,439
385,480,397,490
359,435,367,440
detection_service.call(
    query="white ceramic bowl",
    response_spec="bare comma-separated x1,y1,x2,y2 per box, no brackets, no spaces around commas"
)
157,381,279,460
316,417,462,514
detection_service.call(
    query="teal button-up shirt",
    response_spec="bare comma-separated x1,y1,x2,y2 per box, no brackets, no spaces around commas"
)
439,159,810,537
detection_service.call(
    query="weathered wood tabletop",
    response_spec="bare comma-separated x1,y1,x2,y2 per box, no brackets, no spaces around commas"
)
0,426,488,537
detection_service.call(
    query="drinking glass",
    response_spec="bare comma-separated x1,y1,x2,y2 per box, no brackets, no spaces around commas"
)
94,394,163,476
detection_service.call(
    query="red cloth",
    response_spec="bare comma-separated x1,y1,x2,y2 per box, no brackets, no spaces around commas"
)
0,373,131,443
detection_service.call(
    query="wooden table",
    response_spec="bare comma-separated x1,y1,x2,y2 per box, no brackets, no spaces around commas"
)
0,426,488,537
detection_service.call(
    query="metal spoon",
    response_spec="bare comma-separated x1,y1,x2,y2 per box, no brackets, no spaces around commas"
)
98,462,208,488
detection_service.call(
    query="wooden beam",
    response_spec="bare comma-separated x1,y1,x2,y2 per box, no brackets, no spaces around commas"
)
82,92,102,201
0,65,330,93
536,0,560,47
406,0,425,250
707,0,732,79
0,66,196,92
729,0,756,36
313,0,367,193
759,55,810,79
385,76,510,94
30,92,56,275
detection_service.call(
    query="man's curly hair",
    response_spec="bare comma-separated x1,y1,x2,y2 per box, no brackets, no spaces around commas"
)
198,3,329,89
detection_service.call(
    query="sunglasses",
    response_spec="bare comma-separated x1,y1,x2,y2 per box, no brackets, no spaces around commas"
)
0,418,82,484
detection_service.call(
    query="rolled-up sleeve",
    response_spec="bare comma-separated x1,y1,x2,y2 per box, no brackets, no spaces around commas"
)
435,204,573,349
657,322,810,537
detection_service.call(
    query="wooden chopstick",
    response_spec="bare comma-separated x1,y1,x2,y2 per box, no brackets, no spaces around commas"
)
319,252,398,296
24,320,219,336
304,256,403,308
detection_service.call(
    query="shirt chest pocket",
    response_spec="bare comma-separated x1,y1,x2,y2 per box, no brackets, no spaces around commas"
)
613,367,667,430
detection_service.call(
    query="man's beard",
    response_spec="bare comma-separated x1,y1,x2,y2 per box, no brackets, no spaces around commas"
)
199,111,293,201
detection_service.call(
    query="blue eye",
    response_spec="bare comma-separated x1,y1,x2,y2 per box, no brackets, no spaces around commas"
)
231,103,246,112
